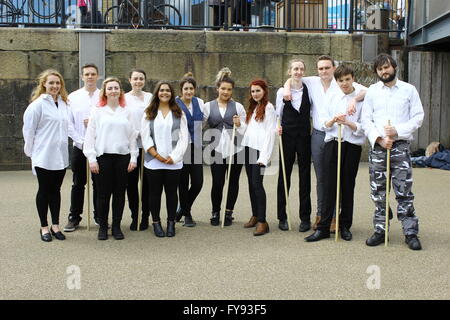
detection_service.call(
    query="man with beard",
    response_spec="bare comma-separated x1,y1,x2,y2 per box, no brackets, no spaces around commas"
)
361,53,424,250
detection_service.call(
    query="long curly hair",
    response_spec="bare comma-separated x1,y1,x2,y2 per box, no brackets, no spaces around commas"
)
246,79,269,124
30,69,68,103
145,81,182,120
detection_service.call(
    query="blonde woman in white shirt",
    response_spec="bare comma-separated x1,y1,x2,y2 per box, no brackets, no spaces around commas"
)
141,81,189,238
23,69,70,242
125,68,153,231
241,79,276,236
203,68,246,227
84,77,138,241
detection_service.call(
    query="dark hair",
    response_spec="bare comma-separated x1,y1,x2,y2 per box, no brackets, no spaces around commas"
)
128,68,147,79
180,72,197,91
81,63,99,74
247,79,269,124
373,53,397,73
317,55,335,67
145,81,182,120
215,67,235,88
334,64,355,80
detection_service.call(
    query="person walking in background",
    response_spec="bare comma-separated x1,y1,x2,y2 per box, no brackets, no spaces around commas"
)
64,63,100,232
361,53,424,250
125,68,153,231
84,77,138,241
141,81,189,238
203,67,246,227
241,79,276,236
175,72,205,228
23,69,71,242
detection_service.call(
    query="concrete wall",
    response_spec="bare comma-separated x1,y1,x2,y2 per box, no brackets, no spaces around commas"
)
0,28,385,170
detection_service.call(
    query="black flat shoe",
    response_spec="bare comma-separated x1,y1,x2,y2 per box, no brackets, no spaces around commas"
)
304,230,330,242
153,222,165,237
112,226,124,240
299,221,311,232
166,221,175,237
139,218,149,231
340,227,352,241
98,228,108,240
183,215,196,227
40,229,52,242
278,220,288,231
50,227,66,240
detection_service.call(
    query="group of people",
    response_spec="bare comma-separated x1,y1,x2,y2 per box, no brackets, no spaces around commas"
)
22,53,424,250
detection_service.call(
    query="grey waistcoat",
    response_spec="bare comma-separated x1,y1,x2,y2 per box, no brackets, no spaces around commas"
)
144,114,181,162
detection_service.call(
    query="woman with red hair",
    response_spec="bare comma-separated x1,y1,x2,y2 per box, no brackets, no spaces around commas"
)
241,79,277,236
83,77,138,241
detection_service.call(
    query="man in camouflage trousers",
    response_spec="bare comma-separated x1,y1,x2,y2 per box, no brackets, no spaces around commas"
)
361,53,424,250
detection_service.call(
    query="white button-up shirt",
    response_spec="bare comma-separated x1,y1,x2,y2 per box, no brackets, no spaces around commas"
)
241,102,277,166
83,105,138,164
276,86,310,118
203,100,247,159
67,87,100,150
361,79,424,148
321,86,366,146
141,111,189,170
125,91,153,148
22,94,70,174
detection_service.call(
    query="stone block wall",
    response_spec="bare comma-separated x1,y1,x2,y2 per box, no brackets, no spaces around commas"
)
0,28,387,170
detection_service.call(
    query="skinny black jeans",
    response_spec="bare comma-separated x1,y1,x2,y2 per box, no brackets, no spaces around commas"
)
245,147,267,223
179,143,204,217
35,167,66,227
126,149,150,221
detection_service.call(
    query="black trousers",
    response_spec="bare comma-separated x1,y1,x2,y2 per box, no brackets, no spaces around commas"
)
210,150,244,213
35,167,66,227
277,134,311,222
245,147,267,222
318,141,361,231
178,143,204,217
95,153,130,229
146,168,181,222
126,148,150,221
69,146,98,222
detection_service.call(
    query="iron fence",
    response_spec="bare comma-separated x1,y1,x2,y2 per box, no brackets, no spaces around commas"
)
0,0,406,36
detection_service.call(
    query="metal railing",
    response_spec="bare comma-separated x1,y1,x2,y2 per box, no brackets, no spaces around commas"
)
0,0,406,36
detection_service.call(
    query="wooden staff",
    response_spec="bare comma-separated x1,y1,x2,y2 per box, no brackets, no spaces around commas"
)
221,123,236,229
335,124,343,242
385,120,391,247
278,118,292,231
86,159,91,231
137,149,144,231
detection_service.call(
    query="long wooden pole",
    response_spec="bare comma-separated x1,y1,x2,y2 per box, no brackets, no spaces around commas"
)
335,124,343,242
278,118,292,231
385,120,391,247
137,149,144,231
221,124,236,229
86,159,91,231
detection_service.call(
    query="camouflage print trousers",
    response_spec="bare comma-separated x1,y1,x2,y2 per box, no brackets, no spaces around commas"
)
368,141,419,236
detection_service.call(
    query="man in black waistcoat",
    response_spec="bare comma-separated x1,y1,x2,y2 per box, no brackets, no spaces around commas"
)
276,59,312,232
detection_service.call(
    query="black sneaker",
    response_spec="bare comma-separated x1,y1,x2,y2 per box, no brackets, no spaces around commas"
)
210,212,220,226
405,234,422,250
366,232,385,247
183,215,196,227
64,220,79,232
224,212,234,226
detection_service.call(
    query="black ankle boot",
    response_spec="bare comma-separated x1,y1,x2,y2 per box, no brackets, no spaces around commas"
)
167,220,175,237
152,221,165,237
210,212,220,226
224,211,234,226
112,225,124,240
130,219,138,231
139,216,149,231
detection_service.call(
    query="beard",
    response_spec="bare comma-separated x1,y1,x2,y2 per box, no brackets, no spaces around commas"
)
378,69,396,83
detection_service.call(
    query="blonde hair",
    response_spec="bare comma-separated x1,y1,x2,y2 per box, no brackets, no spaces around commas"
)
215,67,234,88
30,69,68,103
286,58,306,76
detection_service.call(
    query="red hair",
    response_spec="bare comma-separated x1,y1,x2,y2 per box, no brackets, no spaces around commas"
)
246,79,269,123
98,77,126,107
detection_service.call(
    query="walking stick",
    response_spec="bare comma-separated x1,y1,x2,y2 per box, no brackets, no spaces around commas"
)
221,123,236,229
86,159,91,231
385,120,391,247
335,124,343,242
137,149,144,231
278,118,292,231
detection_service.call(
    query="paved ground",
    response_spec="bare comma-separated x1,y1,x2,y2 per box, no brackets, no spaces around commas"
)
0,163,449,300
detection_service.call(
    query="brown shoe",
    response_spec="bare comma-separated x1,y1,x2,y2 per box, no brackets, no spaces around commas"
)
244,216,258,228
330,218,336,234
312,216,321,230
253,222,269,236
